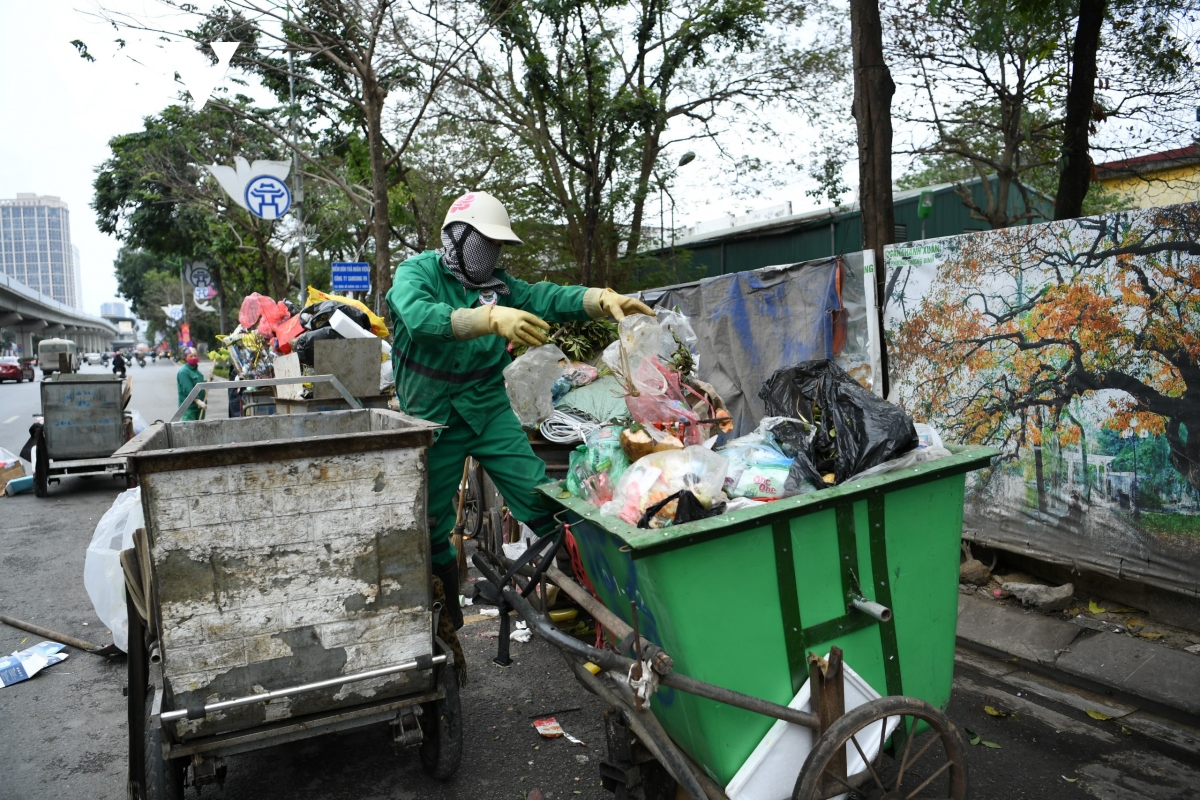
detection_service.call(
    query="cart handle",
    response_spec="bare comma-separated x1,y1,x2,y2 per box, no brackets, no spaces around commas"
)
171,375,362,422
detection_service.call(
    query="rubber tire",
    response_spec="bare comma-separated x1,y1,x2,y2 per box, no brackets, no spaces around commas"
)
419,664,463,780
143,686,185,800
33,434,49,498
792,695,968,800
461,468,483,539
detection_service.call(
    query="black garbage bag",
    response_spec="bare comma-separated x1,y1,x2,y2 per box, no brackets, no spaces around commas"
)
282,299,300,317
637,490,727,529
759,359,917,488
300,300,371,332
292,327,342,367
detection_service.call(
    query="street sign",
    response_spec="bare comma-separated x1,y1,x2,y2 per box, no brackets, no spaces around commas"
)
185,261,213,289
332,261,371,293
162,304,185,323
245,175,291,220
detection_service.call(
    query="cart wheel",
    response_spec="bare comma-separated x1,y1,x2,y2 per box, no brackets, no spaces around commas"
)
419,662,463,779
33,437,49,498
792,696,968,800
128,595,185,800
459,466,482,540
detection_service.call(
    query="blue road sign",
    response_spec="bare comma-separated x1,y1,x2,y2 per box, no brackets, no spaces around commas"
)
244,175,291,220
332,261,372,293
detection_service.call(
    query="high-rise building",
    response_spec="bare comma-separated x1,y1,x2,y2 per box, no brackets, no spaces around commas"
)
0,193,78,308
72,245,83,310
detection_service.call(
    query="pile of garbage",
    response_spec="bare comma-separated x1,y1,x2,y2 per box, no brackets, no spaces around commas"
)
216,288,393,394
503,308,952,531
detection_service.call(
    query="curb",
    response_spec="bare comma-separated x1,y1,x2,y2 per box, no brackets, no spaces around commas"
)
956,592,1200,720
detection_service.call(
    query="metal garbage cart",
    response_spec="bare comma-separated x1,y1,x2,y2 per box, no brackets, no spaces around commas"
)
116,389,460,798
474,444,998,800
32,373,133,496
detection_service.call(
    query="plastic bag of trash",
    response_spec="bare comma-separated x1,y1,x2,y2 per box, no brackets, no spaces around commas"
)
83,488,144,652
567,426,630,505
601,315,673,381
760,359,917,488
304,287,390,337
127,410,148,436
719,432,794,500
637,489,725,528
656,308,700,372
603,446,729,527
301,299,371,332
504,344,568,427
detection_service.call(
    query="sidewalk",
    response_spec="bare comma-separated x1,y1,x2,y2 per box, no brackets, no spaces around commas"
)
956,591,1200,754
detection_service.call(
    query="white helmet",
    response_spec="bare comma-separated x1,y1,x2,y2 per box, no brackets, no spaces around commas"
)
442,190,522,245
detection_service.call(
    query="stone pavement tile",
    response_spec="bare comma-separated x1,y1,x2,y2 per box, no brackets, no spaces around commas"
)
1055,631,1200,717
957,592,1080,666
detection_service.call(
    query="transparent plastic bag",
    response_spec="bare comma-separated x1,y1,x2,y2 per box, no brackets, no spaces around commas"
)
83,488,143,652
607,446,729,526
720,438,793,499
567,426,630,506
656,308,699,371
504,344,568,427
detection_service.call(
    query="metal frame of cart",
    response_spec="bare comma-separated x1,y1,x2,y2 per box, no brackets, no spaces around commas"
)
473,444,998,800
116,378,463,799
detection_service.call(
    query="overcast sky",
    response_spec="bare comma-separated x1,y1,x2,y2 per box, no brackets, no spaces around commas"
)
0,1,828,318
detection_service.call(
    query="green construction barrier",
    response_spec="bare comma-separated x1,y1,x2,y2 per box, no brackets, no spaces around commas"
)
541,444,998,785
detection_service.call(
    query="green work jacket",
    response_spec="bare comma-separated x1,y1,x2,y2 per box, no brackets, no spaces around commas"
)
176,364,207,421
386,250,590,434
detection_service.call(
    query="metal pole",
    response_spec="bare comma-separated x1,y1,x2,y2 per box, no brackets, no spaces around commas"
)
288,5,306,300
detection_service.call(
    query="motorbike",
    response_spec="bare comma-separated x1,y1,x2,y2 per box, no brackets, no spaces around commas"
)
136,355,146,368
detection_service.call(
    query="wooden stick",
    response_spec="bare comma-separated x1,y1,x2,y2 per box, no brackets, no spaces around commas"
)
0,613,109,654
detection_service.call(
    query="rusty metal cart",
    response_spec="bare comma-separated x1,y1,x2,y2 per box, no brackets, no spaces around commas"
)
474,444,999,800
116,379,459,799
32,373,134,496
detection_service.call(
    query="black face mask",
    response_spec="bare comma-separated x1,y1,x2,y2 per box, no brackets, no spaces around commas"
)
439,222,509,295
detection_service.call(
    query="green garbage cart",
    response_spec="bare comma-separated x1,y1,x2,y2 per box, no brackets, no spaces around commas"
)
473,443,998,800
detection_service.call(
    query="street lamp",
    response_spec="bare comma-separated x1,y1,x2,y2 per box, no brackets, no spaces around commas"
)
657,152,698,281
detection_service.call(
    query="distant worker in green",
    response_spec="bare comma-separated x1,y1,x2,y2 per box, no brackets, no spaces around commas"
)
176,347,207,421
386,190,652,628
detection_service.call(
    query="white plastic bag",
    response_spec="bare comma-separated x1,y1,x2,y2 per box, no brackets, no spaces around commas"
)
504,344,568,427
83,488,144,652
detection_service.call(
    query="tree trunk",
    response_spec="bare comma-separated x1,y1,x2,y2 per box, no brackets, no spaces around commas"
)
1054,0,1106,220
850,0,896,396
366,86,392,307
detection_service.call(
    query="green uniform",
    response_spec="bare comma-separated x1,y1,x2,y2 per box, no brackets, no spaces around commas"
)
387,250,591,567
176,364,207,421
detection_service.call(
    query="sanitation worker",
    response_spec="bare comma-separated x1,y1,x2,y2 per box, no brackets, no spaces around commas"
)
387,190,652,629
176,347,207,421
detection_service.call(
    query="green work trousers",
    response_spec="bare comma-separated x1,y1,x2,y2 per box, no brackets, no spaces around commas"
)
426,406,559,568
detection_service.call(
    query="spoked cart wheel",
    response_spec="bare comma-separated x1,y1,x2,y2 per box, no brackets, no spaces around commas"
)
419,652,464,779
793,696,968,800
458,460,482,540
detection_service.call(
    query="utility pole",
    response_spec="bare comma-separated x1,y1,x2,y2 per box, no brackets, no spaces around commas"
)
288,5,307,300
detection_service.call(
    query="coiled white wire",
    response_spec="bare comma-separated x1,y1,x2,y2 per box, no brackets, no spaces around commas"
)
540,410,601,443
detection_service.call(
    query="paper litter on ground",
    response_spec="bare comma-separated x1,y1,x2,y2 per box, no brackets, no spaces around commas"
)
0,642,69,687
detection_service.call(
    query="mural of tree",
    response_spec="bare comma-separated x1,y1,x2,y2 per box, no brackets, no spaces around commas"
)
888,203,1200,493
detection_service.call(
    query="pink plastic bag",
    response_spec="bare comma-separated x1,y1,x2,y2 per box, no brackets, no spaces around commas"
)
239,293,290,337
624,357,703,445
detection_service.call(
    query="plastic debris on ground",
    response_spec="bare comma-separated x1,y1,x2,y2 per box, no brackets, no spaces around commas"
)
511,620,532,643
532,717,587,746
0,642,69,687
759,359,918,490
601,446,729,528
504,344,569,428
83,488,144,652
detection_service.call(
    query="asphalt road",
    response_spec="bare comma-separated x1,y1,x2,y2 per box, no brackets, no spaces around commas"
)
0,359,183,473
1,368,1198,799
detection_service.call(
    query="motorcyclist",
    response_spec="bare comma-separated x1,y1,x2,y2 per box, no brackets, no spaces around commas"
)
112,351,126,379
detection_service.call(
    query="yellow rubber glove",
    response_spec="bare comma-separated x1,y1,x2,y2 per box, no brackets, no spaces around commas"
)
586,288,655,321
452,305,551,347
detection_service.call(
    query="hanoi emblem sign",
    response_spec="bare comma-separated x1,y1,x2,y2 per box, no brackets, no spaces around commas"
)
244,175,292,220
